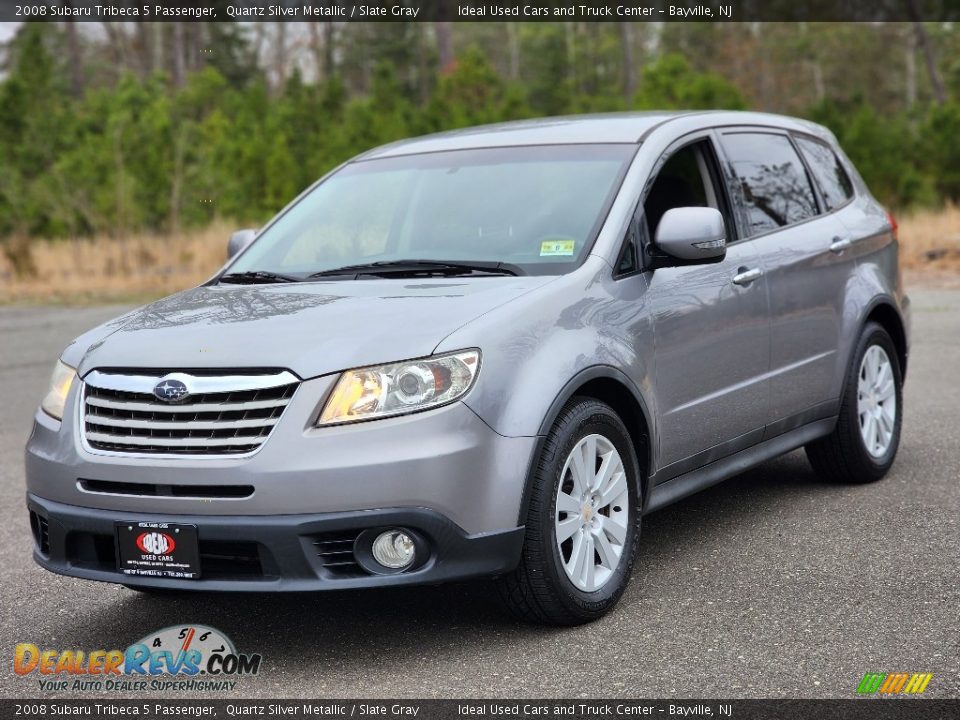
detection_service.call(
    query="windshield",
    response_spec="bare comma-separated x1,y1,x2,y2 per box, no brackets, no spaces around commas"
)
227,144,635,278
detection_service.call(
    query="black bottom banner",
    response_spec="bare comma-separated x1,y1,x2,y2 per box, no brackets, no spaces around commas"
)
2,699,958,720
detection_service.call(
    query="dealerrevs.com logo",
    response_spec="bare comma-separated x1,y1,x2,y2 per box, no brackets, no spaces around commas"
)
14,624,261,693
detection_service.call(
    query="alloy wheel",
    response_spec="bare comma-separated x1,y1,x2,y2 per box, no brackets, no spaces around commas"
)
554,434,630,592
857,345,897,458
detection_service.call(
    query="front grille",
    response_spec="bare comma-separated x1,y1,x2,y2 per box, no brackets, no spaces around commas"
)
82,370,298,456
312,532,365,578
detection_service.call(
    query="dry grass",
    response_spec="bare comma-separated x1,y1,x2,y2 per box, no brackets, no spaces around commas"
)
0,222,232,305
897,205,960,287
1,208,958,304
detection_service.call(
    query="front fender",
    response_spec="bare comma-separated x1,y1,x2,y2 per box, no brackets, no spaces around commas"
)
436,258,655,439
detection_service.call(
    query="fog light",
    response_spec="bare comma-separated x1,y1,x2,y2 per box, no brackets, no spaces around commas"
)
371,530,416,569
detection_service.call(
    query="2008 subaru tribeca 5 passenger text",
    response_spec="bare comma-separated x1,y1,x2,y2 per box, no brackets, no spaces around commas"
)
26,111,910,625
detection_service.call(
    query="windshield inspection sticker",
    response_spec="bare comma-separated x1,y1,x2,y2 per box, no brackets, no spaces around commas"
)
540,239,576,256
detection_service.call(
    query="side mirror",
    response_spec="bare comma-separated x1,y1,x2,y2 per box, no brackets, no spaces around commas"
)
653,207,726,266
227,228,257,259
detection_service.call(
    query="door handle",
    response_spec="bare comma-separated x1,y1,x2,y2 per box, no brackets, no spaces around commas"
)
829,237,852,254
732,267,763,286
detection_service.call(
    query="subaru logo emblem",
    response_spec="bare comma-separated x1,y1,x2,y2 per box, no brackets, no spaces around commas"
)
153,378,189,403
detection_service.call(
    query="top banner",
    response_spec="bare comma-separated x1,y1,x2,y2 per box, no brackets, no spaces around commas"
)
2,0,959,23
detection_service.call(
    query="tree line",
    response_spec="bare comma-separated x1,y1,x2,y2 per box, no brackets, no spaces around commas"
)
0,20,958,244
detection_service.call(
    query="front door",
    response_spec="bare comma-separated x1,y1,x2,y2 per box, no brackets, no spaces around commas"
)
642,138,771,476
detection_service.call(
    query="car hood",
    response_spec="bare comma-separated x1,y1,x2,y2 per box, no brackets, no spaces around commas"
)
69,277,555,379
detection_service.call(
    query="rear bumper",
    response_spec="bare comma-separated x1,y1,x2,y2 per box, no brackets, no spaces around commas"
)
27,494,525,591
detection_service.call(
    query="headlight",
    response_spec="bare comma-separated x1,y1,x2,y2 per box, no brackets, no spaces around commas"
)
41,359,77,420
317,350,480,426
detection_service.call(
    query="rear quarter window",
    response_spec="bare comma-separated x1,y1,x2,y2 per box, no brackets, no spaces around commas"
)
795,136,855,211
720,132,819,237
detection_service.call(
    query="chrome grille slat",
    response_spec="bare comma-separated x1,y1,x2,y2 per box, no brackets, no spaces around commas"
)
82,370,298,457
86,396,289,413
86,415,280,431
86,432,271,448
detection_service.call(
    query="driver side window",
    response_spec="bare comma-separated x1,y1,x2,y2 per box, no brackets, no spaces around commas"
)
644,141,717,240
616,139,732,277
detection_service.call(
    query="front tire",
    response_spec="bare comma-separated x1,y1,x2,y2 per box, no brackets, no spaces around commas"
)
805,322,903,483
497,398,641,626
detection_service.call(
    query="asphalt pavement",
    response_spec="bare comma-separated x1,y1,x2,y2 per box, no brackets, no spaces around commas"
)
0,290,957,699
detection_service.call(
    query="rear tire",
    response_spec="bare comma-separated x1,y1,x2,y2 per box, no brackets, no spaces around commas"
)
497,398,641,626
805,322,903,483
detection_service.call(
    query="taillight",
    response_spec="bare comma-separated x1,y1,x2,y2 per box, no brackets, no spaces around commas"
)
886,209,899,240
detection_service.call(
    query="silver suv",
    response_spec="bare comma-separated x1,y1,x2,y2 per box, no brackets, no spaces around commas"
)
25,112,909,625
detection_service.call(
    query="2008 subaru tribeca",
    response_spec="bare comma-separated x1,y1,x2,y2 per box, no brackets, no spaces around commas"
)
26,112,909,625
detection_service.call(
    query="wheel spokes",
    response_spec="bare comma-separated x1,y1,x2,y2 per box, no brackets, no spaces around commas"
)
874,360,889,388
592,450,617,493
566,531,585,574
566,531,595,589
878,404,895,433
581,435,598,487
555,433,631,593
556,491,580,515
592,526,619,570
581,540,596,590
867,347,881,383
598,514,627,545
598,471,627,509
876,408,893,449
568,449,588,497
875,376,895,402
556,514,581,543
862,414,876,450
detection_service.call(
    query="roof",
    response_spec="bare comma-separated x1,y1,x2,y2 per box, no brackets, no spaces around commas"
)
359,111,831,159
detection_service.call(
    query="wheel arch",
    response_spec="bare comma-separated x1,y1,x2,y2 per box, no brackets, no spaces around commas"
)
862,298,909,380
517,366,655,525
836,297,909,413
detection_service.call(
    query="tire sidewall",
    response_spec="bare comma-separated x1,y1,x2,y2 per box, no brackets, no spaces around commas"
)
535,402,641,617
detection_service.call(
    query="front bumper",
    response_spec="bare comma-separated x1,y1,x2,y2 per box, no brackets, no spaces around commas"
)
25,374,536,535
25,374,535,589
28,494,525,591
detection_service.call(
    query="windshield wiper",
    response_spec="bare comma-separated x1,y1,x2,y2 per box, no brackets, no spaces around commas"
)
219,270,303,284
307,259,523,279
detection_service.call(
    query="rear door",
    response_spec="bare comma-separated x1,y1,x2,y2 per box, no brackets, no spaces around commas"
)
642,135,771,475
717,130,855,433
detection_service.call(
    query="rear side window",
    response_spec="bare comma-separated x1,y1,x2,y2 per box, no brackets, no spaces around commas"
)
720,133,818,236
795,136,855,211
